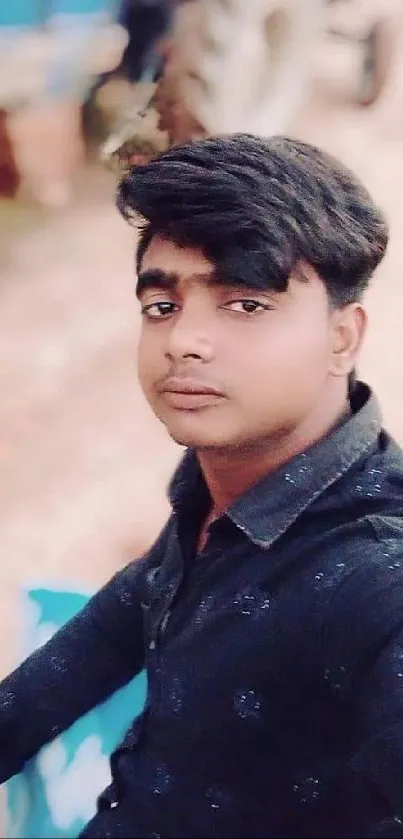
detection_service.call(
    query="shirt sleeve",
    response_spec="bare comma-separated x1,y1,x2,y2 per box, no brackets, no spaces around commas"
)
346,628,403,837
0,522,169,783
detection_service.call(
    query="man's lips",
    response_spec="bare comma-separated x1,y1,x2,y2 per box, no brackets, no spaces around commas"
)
159,377,223,396
158,377,225,409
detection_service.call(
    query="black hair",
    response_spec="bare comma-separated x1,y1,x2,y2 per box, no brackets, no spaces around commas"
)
116,133,388,307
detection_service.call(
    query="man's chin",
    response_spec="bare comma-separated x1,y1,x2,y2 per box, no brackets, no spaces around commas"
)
153,401,241,450
163,417,233,451
167,429,226,450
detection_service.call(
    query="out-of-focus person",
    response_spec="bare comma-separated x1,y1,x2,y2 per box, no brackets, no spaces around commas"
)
99,0,324,172
154,0,324,146
0,1,127,206
101,0,394,175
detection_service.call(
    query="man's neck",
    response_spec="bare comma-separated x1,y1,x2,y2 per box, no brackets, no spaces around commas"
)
197,389,351,516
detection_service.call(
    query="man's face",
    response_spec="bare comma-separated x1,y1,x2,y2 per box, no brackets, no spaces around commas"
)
136,235,344,451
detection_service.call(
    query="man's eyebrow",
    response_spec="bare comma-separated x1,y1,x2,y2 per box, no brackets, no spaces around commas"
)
136,266,274,297
136,269,178,298
136,267,224,297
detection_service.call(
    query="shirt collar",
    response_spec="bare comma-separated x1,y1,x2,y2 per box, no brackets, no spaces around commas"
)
168,382,382,549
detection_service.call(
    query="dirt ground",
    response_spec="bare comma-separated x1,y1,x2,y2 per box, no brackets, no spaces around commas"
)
1,0,403,677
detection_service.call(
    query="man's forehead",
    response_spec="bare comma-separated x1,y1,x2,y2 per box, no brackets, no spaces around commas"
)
140,235,213,277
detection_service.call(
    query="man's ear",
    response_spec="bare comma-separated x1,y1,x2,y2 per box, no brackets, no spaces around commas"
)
330,303,367,378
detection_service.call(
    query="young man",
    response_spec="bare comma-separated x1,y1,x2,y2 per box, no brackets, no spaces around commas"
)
1,134,403,838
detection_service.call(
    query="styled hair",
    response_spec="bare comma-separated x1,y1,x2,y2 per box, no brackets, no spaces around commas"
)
117,133,388,307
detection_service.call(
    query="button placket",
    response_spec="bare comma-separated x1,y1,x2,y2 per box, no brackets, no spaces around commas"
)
146,538,185,652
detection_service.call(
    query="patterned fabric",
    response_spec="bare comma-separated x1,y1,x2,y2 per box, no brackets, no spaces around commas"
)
5,588,147,839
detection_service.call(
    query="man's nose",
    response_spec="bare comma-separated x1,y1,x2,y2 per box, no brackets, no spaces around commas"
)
165,307,215,363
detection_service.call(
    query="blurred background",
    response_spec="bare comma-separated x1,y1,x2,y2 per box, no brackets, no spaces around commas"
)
0,0,402,677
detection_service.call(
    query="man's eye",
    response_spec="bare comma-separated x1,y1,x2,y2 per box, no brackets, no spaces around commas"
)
222,300,269,314
141,301,177,319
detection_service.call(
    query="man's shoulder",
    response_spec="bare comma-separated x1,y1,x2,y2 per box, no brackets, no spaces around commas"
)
310,426,403,552
311,507,403,683
300,426,403,637
308,500,403,608
342,423,403,491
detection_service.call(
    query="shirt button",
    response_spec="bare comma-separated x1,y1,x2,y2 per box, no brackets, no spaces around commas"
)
110,800,118,809
149,639,156,650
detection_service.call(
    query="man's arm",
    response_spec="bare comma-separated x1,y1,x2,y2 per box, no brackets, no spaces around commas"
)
318,538,403,836
0,522,170,783
345,627,403,837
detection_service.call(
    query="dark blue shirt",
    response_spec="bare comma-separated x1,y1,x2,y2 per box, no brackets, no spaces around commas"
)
1,383,403,838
